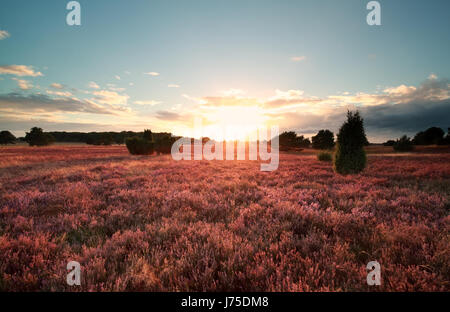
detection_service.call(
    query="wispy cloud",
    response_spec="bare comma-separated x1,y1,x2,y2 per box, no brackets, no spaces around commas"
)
88,81,100,89
0,65,43,77
46,90,73,97
0,30,10,40
133,100,161,106
291,56,306,62
92,90,129,105
168,84,180,88
114,75,121,80
0,93,119,115
12,78,32,90
50,83,65,89
144,72,160,76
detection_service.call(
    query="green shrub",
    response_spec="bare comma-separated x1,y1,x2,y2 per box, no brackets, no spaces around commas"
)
154,134,176,154
0,130,16,145
334,111,367,174
125,137,154,155
312,129,335,150
317,151,332,162
393,135,414,152
24,127,55,146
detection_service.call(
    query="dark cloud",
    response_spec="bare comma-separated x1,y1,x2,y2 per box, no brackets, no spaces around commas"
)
155,110,182,121
0,93,117,115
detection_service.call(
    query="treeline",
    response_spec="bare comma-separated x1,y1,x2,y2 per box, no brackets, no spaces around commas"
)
383,127,450,151
47,131,175,145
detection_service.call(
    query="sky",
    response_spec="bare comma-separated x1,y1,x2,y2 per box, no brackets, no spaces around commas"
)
0,0,449,142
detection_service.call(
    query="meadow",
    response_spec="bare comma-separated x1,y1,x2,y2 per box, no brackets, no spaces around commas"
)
0,145,448,291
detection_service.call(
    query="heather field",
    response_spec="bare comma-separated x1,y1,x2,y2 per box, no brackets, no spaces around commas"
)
0,145,449,291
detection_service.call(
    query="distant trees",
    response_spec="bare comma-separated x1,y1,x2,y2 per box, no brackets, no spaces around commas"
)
393,135,414,152
0,130,16,145
312,130,335,150
413,127,445,145
154,133,177,154
334,111,367,175
278,131,311,151
25,127,55,146
125,136,154,155
125,129,177,155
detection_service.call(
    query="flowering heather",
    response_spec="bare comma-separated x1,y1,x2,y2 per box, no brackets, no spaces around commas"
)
0,146,449,291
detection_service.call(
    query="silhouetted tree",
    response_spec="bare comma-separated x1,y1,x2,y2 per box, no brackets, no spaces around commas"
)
25,127,55,146
312,130,335,150
413,127,445,145
393,135,414,152
334,111,367,174
0,130,16,145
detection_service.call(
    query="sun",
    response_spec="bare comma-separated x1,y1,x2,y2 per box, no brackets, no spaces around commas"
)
202,106,268,141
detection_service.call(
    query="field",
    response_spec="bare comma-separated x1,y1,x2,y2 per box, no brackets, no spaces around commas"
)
0,145,449,291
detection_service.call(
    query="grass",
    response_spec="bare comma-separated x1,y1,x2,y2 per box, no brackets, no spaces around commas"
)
0,145,449,291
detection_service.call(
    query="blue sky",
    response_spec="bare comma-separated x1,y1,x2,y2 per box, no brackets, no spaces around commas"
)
1,0,449,141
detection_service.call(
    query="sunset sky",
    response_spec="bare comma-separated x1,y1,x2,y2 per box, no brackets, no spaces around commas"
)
1,0,449,142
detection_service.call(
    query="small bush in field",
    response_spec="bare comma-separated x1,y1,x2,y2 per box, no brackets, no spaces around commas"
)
317,151,332,162
24,127,54,146
125,137,154,155
334,111,367,174
393,135,414,152
154,134,176,154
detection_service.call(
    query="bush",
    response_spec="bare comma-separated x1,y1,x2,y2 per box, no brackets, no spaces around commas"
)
154,134,176,154
24,127,54,146
413,127,445,145
312,130,335,150
0,130,16,145
393,135,414,152
317,151,332,162
334,111,367,174
125,137,154,155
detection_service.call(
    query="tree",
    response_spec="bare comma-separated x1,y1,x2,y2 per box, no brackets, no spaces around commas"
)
312,130,335,150
383,140,396,146
393,135,414,152
155,134,176,154
24,127,55,146
413,127,445,145
334,111,367,174
0,130,16,145
278,131,311,150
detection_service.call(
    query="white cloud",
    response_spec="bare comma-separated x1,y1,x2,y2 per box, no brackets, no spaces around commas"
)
0,65,43,77
93,90,129,105
428,73,438,80
115,75,121,80
168,84,180,88
46,90,73,97
133,100,161,106
12,78,32,90
291,56,306,62
0,30,10,40
144,72,160,76
88,81,100,89
50,83,64,89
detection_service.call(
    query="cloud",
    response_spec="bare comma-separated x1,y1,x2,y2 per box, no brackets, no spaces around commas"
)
155,110,181,121
12,78,32,90
0,93,119,115
0,30,10,40
0,65,43,77
92,90,129,105
88,81,100,89
168,84,180,88
133,100,161,106
114,75,121,80
46,90,73,97
144,72,160,76
50,83,65,89
291,56,306,62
